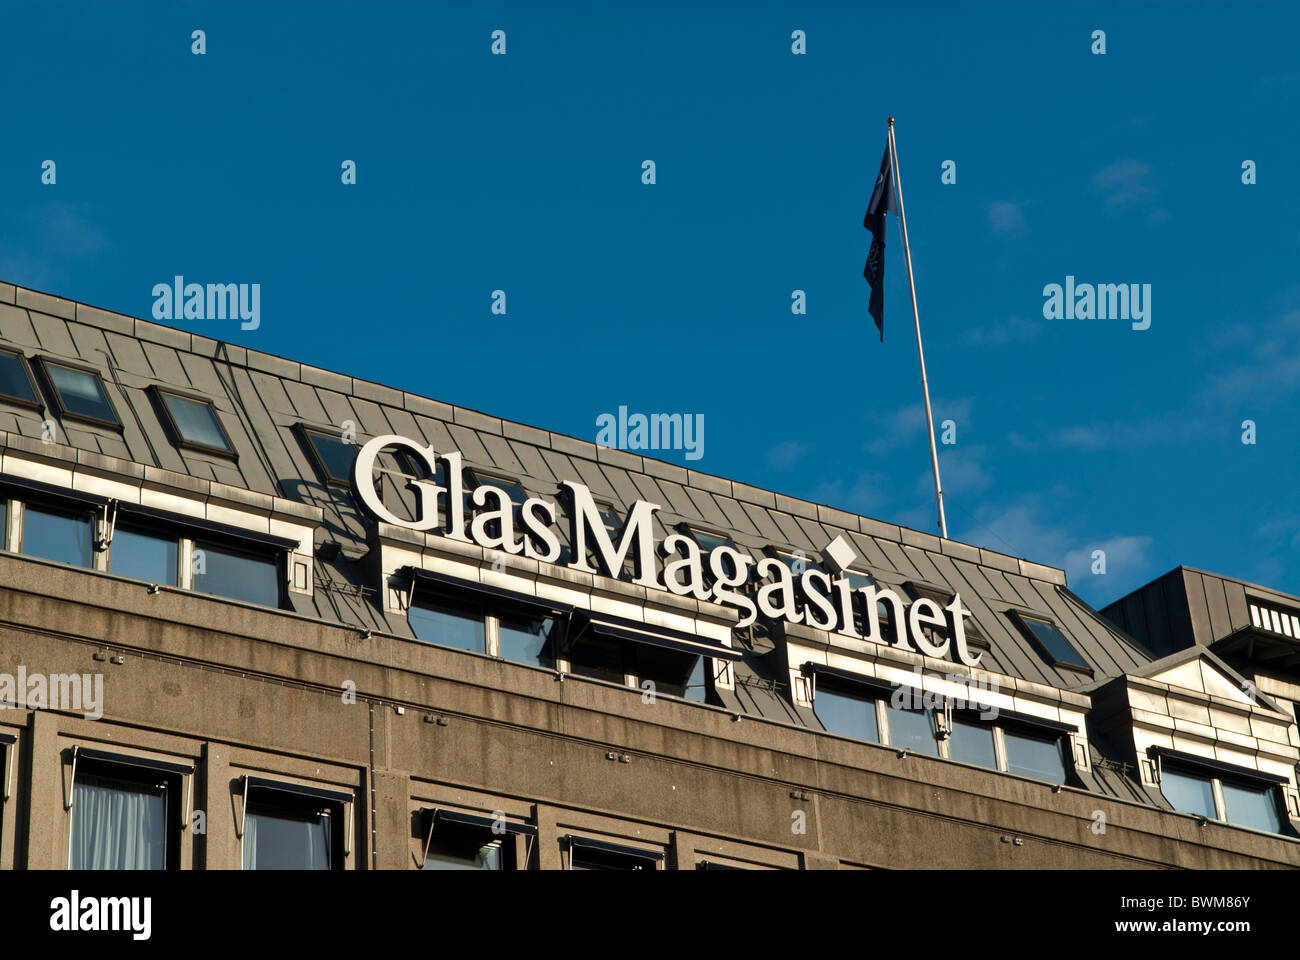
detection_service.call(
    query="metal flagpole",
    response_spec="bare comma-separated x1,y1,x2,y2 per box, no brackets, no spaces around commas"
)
887,117,948,540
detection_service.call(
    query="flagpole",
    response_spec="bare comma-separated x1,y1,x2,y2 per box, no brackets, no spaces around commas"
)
887,117,948,540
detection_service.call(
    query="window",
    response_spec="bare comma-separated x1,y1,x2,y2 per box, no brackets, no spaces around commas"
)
1160,767,1218,819
688,527,734,556
468,472,528,539
1011,612,1089,671
39,360,119,427
192,539,280,607
1159,758,1284,833
1222,780,1282,833
886,702,940,756
242,779,347,870
683,656,708,703
421,810,530,870
0,349,41,408
155,389,233,455
22,502,95,567
409,593,486,653
1003,728,1067,784
567,836,661,871
497,608,557,668
424,832,506,870
814,685,880,742
301,426,357,486
566,631,626,684
110,525,179,586
948,716,997,769
68,749,188,870
562,613,729,702
595,501,623,540
845,570,897,633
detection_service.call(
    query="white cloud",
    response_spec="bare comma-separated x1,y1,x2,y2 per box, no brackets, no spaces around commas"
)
1090,158,1157,210
766,440,811,470
986,201,1027,237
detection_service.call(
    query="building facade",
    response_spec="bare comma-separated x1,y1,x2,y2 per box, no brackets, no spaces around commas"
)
0,280,1296,870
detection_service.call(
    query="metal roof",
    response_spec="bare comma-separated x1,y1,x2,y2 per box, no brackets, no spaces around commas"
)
0,280,1159,769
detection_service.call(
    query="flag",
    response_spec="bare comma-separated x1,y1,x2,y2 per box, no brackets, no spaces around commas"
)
863,143,897,341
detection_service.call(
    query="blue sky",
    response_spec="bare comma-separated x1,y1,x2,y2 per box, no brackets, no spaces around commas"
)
2,1,1298,607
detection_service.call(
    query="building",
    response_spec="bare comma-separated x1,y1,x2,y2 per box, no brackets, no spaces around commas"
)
0,280,1295,870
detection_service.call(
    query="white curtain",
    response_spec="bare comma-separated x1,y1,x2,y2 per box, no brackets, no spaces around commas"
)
69,775,166,870
243,809,332,869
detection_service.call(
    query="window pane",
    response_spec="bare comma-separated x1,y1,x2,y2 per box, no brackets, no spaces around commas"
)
70,771,167,870
307,431,356,483
1004,729,1067,784
1160,767,1217,819
692,530,733,554
1222,781,1281,833
0,353,37,404
0,500,6,548
163,394,229,451
949,718,997,768
111,527,178,585
683,655,708,703
567,633,625,684
423,837,504,870
23,504,94,567
815,687,879,742
410,595,484,652
498,611,555,667
243,805,332,870
1019,616,1087,669
633,645,697,699
48,364,115,422
886,704,938,755
192,540,279,607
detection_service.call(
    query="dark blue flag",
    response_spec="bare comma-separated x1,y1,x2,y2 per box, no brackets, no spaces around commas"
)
863,144,897,341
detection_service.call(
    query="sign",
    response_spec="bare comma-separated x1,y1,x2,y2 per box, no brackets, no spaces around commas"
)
352,435,983,667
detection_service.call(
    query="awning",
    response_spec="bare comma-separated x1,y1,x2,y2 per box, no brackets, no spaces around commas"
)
244,775,354,805
0,474,108,507
801,662,898,696
566,835,663,862
424,807,538,838
116,501,300,552
408,567,574,616
579,611,741,662
76,746,193,776
1149,746,1287,785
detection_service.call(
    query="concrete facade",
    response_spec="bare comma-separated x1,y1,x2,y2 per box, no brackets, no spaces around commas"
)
0,281,1297,869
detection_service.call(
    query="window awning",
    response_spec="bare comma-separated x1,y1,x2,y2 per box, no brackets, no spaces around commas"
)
566,835,664,862
76,746,193,776
424,807,538,838
116,502,300,552
0,733,15,745
801,662,898,696
408,567,574,616
244,775,354,805
578,611,741,662
0,474,107,507
1149,746,1287,785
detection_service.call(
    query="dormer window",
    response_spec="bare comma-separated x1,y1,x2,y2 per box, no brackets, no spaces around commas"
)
153,388,234,456
37,359,119,428
299,426,357,487
0,348,42,408
1010,611,1089,671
